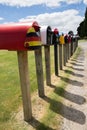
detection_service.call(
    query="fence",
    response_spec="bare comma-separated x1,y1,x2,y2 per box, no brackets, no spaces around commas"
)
18,38,78,121
0,22,78,121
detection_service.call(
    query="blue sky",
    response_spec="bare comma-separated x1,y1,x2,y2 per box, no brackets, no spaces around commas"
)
0,0,87,34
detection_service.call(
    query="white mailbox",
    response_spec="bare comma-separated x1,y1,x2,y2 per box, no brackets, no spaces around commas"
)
40,26,52,45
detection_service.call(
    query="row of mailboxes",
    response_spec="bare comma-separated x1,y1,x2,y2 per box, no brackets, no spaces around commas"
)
0,21,59,51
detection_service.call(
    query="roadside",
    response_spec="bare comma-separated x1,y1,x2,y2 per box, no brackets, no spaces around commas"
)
61,41,87,130
6,41,87,130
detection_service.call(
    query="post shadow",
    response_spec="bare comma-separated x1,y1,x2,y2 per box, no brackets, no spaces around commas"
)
64,69,84,77
28,117,55,130
54,87,86,105
70,62,84,66
43,96,86,125
66,65,84,71
71,59,84,63
60,76,84,87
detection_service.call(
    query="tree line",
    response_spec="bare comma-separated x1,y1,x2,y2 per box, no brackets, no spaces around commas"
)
77,7,87,38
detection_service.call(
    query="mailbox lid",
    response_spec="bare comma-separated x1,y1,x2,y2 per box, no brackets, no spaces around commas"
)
0,22,41,50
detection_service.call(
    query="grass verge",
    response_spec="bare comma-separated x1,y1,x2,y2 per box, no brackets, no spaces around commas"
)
0,45,81,130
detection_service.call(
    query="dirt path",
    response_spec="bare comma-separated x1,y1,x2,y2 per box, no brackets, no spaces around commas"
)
61,41,87,130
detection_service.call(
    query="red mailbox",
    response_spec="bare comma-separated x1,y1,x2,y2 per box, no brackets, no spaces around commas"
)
0,21,41,50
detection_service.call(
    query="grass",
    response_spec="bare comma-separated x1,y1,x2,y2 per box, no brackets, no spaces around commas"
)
0,45,81,130
0,46,55,130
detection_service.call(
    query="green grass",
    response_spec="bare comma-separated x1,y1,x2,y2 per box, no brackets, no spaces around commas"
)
0,47,55,130
0,45,81,130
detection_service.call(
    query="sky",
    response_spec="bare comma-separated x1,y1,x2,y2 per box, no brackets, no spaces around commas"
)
0,0,87,34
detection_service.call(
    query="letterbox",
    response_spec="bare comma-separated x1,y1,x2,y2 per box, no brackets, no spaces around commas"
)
40,26,52,45
0,21,41,50
52,28,59,45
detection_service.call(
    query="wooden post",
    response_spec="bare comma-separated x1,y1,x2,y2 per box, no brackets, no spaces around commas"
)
54,44,59,76
66,44,68,62
69,43,71,59
59,44,63,70
34,47,44,97
64,44,66,66
44,46,51,85
57,44,60,74
17,51,32,122
71,41,73,56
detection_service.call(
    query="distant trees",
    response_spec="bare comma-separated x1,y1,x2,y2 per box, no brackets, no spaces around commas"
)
77,7,87,38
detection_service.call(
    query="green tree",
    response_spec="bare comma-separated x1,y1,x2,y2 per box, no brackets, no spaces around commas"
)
77,21,85,38
77,7,87,38
84,7,87,36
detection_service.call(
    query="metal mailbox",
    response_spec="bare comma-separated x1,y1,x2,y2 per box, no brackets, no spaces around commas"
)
52,28,59,45
40,26,52,45
0,21,41,50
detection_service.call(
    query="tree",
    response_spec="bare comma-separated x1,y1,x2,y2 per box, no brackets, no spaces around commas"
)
77,21,85,38
77,7,87,38
84,7,87,36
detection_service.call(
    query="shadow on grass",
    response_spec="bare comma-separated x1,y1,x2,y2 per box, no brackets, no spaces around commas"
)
43,96,86,125
28,117,55,130
66,65,84,71
71,59,83,63
70,62,84,66
60,76,84,87
54,87,86,105
64,69,84,77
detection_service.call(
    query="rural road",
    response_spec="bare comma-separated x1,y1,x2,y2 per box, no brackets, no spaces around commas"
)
61,41,87,130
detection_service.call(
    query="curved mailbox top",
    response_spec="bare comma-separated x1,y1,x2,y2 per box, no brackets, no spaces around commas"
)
0,21,41,50
40,26,52,45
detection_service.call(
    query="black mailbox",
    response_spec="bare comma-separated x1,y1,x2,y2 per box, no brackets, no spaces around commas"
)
52,28,59,45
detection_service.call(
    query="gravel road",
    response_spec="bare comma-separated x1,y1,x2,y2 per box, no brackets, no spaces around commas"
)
61,41,87,130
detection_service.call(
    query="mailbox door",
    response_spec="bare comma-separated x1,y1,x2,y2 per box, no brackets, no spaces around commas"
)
47,26,52,45
52,33,59,45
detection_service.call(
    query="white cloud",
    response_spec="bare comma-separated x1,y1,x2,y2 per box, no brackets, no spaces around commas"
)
0,0,83,7
19,9,84,34
0,17,4,21
66,0,82,4
83,0,87,4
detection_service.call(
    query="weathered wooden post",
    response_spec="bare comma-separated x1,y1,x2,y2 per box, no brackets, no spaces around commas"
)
59,34,65,70
54,44,59,76
71,37,73,56
35,47,45,97
69,43,71,59
53,28,59,76
64,44,66,66
66,43,68,62
44,46,51,85
17,51,32,121
59,44,63,70
40,26,52,85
